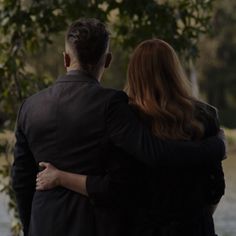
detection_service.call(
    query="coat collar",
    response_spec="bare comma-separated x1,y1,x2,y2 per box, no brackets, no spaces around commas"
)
56,70,100,85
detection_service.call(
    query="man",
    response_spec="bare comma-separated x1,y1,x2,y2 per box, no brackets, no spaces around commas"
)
12,18,225,236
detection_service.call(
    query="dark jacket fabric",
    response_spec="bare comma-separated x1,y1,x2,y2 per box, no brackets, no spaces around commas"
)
86,102,225,236
12,71,225,236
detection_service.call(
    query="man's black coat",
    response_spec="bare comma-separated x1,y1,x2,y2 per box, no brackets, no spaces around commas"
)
12,71,224,236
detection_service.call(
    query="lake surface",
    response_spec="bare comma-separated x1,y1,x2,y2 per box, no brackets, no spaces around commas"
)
214,150,236,236
0,152,235,236
0,193,11,236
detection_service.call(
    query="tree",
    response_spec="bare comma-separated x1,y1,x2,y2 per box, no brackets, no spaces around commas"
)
0,0,214,124
197,0,236,128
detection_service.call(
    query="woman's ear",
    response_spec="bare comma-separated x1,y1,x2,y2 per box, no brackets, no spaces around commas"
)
104,52,112,68
63,52,71,68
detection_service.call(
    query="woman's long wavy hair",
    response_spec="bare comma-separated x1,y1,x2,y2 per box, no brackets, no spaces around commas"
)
125,39,204,140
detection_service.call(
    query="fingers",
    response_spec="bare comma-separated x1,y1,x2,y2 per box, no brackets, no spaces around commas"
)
36,167,49,187
36,180,44,190
36,177,48,191
36,163,58,191
36,175,41,183
218,128,228,160
36,183,46,191
39,162,50,168
218,128,227,145
37,171,44,178
36,174,46,190
218,129,225,138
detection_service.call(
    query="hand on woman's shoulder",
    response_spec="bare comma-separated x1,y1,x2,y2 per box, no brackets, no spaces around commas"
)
194,100,220,137
196,101,218,117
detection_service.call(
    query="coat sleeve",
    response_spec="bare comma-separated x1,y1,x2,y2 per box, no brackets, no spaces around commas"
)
105,91,225,167
86,161,144,207
200,104,225,205
86,91,226,206
204,161,225,205
86,174,122,206
11,101,38,235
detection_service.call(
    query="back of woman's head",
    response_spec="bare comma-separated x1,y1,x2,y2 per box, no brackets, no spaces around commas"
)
126,39,204,140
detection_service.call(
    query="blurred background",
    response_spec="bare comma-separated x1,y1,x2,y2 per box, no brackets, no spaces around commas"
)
0,0,235,235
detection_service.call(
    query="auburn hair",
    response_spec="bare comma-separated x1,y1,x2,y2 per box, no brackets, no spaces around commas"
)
125,39,204,140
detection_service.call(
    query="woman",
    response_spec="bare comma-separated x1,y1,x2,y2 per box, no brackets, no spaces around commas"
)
36,39,225,235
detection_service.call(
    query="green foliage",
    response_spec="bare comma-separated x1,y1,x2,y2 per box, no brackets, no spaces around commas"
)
0,131,21,235
197,0,236,128
0,0,214,124
109,0,214,58
0,0,66,123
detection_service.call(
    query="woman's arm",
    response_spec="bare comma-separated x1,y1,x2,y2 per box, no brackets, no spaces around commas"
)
36,161,143,207
36,162,88,196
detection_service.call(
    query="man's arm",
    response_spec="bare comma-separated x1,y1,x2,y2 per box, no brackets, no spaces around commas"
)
34,91,226,209
205,161,225,215
201,106,226,214
105,91,225,167
86,91,225,206
11,103,37,235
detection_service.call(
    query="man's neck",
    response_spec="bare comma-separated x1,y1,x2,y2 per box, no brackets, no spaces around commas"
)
66,66,102,82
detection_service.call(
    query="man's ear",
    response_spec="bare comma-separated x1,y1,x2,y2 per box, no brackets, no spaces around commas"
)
104,52,112,68
63,52,71,68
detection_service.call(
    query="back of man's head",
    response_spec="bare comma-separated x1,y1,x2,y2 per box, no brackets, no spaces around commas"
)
66,18,110,71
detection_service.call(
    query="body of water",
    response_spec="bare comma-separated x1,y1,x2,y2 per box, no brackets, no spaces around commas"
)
214,150,236,236
0,193,11,236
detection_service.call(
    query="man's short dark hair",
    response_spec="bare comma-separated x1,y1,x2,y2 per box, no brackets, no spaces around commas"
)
66,18,109,69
